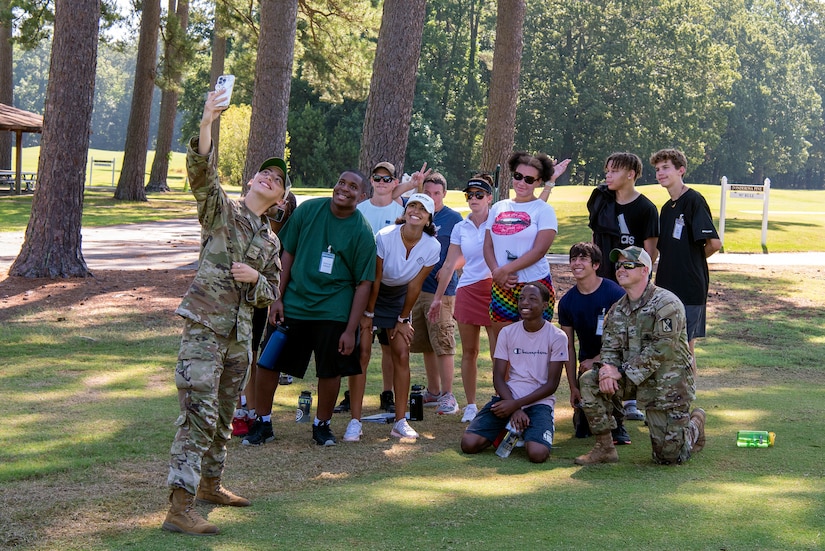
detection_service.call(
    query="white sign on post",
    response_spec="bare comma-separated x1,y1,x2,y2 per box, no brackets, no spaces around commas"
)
719,176,771,253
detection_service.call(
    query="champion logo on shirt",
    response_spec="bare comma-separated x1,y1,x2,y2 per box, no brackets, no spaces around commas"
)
512,348,548,355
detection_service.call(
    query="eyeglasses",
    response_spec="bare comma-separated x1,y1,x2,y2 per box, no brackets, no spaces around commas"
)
615,261,645,271
512,172,539,185
464,191,487,200
372,175,394,183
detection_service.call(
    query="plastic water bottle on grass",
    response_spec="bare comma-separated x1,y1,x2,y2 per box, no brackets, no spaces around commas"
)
736,430,775,448
495,422,521,458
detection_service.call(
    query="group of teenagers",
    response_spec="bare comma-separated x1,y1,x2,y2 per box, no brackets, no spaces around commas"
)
161,89,720,536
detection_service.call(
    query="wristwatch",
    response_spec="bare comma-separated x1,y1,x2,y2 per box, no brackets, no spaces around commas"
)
397,315,411,324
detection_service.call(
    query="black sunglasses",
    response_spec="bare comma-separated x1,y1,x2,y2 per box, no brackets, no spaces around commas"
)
372,174,394,183
513,172,539,185
464,191,487,200
615,261,645,271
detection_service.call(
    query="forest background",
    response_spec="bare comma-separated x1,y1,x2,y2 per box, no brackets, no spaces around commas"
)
5,0,825,191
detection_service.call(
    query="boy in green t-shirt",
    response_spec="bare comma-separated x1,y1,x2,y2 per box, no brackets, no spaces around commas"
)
244,170,377,447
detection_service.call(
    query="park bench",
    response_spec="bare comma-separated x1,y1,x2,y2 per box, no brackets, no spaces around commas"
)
0,169,37,192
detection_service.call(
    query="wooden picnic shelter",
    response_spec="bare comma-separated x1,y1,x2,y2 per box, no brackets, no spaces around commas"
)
0,103,43,195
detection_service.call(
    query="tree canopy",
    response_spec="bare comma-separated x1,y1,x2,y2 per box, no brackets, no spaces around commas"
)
6,0,825,189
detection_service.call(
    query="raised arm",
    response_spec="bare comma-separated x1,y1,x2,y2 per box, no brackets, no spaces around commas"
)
538,158,571,202
197,90,230,156
391,162,433,199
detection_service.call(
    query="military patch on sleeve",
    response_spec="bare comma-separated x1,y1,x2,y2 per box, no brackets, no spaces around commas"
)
661,318,673,332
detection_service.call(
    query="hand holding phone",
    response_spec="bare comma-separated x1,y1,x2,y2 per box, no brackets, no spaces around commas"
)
215,75,235,108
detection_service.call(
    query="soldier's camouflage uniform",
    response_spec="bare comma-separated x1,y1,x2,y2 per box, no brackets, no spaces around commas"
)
167,138,281,494
579,282,701,464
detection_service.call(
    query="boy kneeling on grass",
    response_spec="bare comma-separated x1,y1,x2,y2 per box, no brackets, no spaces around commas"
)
460,283,567,463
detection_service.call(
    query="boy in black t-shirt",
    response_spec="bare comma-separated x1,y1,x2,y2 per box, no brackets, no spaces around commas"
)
651,148,721,376
587,152,660,282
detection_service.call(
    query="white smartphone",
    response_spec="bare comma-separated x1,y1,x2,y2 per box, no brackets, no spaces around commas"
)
215,74,235,107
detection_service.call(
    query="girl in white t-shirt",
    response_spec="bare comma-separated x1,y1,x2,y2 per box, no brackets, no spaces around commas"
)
484,152,559,346
349,194,440,441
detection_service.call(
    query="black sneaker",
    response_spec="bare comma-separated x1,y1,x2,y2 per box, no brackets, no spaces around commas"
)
333,390,351,413
312,423,337,446
612,423,632,446
242,419,274,446
380,390,396,413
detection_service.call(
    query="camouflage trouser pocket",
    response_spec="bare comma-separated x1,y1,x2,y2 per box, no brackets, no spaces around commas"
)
176,325,221,393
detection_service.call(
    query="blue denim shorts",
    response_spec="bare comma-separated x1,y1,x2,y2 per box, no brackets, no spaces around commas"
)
465,396,555,450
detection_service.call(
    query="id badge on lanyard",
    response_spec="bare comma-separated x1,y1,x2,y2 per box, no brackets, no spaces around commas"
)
672,214,685,240
320,246,335,274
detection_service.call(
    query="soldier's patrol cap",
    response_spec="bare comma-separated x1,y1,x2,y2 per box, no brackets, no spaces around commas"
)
609,246,652,270
258,157,291,195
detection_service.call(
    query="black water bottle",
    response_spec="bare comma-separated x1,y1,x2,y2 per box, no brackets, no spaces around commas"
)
296,390,312,423
409,384,424,421
257,325,288,370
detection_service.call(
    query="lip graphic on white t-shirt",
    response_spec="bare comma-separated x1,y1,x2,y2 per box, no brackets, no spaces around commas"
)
492,211,530,236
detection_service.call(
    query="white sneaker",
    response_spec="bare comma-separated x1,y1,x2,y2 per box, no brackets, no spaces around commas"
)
390,418,419,439
343,419,363,442
436,392,459,415
461,403,478,423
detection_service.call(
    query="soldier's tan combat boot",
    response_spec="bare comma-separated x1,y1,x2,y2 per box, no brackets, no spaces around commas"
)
574,432,619,465
162,487,219,536
690,408,706,453
197,476,251,507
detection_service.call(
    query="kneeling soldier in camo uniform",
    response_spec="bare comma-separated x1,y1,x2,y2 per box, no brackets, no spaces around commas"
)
574,246,706,466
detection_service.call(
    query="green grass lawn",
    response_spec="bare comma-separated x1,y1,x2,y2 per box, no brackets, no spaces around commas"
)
1,264,824,550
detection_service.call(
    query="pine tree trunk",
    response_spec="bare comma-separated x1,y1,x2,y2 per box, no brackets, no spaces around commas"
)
480,0,525,199
9,0,100,278
145,88,175,192
147,0,190,193
114,0,161,201
242,0,297,190
359,0,427,177
208,8,227,166
0,0,13,171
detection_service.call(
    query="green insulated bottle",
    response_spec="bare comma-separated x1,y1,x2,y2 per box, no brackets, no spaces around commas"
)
736,430,776,448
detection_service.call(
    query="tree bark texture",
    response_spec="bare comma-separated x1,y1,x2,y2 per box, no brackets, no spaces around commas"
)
114,0,161,201
0,0,13,171
147,0,190,192
359,0,427,178
209,7,227,167
480,0,525,199
9,0,100,278
242,0,297,189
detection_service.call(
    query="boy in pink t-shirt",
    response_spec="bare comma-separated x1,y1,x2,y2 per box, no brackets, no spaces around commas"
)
460,283,567,463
